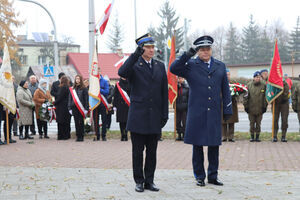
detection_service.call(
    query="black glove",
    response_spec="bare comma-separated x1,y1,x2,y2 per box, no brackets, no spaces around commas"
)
223,114,232,122
186,47,196,57
133,44,144,57
244,108,249,113
161,118,168,128
262,107,267,113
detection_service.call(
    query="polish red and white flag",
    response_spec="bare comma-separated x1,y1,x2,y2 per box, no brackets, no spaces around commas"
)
95,0,115,35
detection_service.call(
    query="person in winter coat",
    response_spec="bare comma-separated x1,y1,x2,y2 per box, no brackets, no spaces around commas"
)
243,71,267,142
68,75,89,142
54,76,71,140
33,79,52,139
175,77,189,141
222,70,239,142
16,80,35,140
113,77,130,141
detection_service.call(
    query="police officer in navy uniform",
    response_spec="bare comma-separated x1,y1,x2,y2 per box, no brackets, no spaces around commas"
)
118,33,168,192
170,35,232,187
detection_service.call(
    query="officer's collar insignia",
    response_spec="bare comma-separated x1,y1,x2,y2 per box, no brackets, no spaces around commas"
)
139,62,143,65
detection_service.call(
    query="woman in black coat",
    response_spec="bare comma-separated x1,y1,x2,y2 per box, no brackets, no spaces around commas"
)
54,76,71,140
113,78,130,141
68,75,89,142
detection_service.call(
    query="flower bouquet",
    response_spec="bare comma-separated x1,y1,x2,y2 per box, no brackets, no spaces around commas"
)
229,83,248,96
84,117,91,133
38,101,53,122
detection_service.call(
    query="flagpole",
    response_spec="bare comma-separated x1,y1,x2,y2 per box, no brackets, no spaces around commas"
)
6,110,9,145
272,101,275,139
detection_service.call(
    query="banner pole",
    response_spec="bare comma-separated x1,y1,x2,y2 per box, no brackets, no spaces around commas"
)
272,101,275,139
174,102,177,140
6,109,9,144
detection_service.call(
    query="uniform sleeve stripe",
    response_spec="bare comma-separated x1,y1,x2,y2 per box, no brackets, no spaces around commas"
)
227,102,232,107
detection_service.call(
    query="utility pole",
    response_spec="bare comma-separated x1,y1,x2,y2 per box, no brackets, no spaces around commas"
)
89,0,95,72
18,0,59,77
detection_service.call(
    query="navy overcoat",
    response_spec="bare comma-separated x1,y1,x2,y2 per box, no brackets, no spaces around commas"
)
118,54,168,134
170,53,232,146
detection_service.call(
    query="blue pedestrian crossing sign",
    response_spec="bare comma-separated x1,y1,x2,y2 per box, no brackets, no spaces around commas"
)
44,65,54,77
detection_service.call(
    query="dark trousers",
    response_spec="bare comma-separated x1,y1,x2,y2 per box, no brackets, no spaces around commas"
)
106,113,112,129
30,110,36,134
57,123,71,140
176,110,187,135
73,107,84,139
192,145,219,180
119,122,127,135
37,119,48,136
19,125,29,136
248,114,263,134
13,119,18,135
93,104,107,139
2,116,14,140
131,132,158,184
273,103,289,137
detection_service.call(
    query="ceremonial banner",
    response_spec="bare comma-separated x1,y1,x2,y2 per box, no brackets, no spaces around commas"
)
95,0,115,35
0,41,16,114
266,40,284,103
89,47,101,111
167,35,177,106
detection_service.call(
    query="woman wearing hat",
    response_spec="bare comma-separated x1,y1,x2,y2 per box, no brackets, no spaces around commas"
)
33,78,52,139
16,80,35,140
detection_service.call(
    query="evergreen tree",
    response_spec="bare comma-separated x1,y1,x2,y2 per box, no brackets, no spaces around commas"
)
257,22,273,63
241,15,261,63
288,16,300,62
106,14,124,53
148,0,184,63
223,22,242,65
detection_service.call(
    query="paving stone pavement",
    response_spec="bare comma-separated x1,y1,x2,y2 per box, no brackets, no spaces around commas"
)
0,167,299,200
1,139,300,199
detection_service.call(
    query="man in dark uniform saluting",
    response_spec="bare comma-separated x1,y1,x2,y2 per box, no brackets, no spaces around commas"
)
170,35,232,187
118,33,168,192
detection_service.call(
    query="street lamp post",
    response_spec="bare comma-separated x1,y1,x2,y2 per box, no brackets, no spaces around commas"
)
18,0,59,77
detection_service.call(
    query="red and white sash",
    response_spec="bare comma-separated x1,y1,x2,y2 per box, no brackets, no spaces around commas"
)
48,106,56,123
69,87,88,118
116,82,130,106
100,94,110,111
16,108,20,120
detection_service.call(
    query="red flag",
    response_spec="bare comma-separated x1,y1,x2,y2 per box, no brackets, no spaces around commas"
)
95,0,115,35
167,36,177,105
266,39,284,103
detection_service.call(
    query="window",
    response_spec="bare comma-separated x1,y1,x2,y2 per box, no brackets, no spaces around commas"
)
19,55,27,65
38,56,47,65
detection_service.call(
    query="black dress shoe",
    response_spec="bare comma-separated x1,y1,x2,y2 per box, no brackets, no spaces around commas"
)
9,139,17,143
0,140,4,145
102,137,107,141
281,137,287,142
196,179,205,186
135,183,144,192
228,139,235,142
272,137,278,142
222,138,227,142
144,183,159,191
208,179,223,186
44,135,50,139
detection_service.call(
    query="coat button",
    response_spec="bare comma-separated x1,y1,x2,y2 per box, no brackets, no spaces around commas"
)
149,108,152,110
150,99,153,102
208,75,211,78
208,108,210,111
208,86,211,89
208,97,211,100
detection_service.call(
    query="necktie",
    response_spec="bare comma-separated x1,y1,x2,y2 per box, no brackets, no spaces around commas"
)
204,62,209,68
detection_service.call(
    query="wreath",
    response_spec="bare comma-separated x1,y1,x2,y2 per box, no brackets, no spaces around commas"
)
229,83,248,96
38,101,53,122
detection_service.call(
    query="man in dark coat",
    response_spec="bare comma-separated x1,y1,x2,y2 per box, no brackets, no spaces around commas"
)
28,75,38,135
175,77,189,141
170,35,232,187
50,72,65,100
118,33,168,192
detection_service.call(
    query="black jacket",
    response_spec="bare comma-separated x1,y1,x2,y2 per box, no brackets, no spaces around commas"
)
176,82,189,111
113,79,130,123
50,80,60,99
118,53,168,134
68,87,89,111
54,85,71,124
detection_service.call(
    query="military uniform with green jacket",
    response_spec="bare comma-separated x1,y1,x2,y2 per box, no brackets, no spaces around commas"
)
222,91,238,141
292,81,300,132
272,81,289,142
243,80,267,142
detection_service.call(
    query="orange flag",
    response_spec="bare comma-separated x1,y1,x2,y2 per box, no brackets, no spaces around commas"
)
167,35,177,106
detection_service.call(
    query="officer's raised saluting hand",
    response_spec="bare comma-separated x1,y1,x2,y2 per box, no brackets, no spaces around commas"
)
133,44,145,57
186,47,196,58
